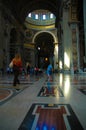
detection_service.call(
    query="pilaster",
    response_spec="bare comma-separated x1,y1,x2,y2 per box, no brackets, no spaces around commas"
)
83,0,86,61
62,5,71,73
54,43,58,70
68,0,80,73
69,22,80,73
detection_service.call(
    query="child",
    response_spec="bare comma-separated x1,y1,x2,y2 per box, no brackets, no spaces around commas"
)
47,63,53,81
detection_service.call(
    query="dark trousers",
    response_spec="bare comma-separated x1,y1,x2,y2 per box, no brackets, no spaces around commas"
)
13,66,20,86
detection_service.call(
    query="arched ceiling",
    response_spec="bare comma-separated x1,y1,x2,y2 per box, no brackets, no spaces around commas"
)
35,32,54,56
2,0,62,24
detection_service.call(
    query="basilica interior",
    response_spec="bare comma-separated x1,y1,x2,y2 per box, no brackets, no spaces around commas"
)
0,0,85,74
0,0,86,130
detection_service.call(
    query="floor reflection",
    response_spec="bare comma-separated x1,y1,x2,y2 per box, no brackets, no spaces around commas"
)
64,76,71,96
38,78,64,97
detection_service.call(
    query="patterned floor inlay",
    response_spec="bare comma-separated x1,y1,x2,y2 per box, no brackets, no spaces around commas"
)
75,86,86,95
0,75,41,105
0,82,33,85
0,88,14,104
38,85,64,97
0,89,13,101
0,75,39,85
78,88,86,95
0,83,31,105
38,80,64,97
0,84,31,105
18,103,84,130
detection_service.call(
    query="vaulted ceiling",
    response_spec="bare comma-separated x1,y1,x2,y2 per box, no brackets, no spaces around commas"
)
2,0,62,24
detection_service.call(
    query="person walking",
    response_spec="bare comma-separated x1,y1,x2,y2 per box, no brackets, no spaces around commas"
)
11,53,22,86
47,62,53,81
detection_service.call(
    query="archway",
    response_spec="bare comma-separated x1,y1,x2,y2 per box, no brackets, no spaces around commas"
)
34,32,55,69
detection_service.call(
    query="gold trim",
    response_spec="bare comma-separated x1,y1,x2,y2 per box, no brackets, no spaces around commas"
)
24,43,35,49
25,23,55,30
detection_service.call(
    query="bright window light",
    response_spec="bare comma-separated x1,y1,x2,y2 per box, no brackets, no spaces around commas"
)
64,52,70,68
50,13,54,18
59,61,62,69
55,44,58,55
64,77,70,96
35,14,38,19
43,14,46,20
54,44,58,56
59,74,63,87
28,13,31,17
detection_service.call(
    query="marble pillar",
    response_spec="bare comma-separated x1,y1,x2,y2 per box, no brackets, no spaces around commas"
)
83,0,86,61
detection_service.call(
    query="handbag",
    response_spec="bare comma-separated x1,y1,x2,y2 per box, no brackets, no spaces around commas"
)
9,61,13,68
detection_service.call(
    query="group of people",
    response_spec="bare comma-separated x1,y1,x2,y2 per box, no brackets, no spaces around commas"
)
10,53,53,88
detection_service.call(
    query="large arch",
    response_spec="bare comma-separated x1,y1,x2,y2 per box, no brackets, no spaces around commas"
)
32,30,58,43
32,31,58,69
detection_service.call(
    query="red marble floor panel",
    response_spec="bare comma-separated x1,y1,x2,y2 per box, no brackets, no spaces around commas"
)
19,104,84,130
36,106,66,130
0,89,11,100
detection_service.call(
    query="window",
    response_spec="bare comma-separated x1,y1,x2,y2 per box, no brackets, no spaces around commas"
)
28,13,31,17
43,14,46,20
35,14,38,19
50,13,54,19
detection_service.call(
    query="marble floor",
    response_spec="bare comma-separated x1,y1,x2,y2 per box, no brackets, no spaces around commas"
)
0,73,86,130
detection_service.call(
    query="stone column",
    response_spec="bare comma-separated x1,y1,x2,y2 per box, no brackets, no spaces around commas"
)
83,0,86,60
0,2,4,72
0,2,3,49
68,0,80,73
62,7,71,73
54,43,58,70
15,30,21,53
69,22,80,73
30,43,35,67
